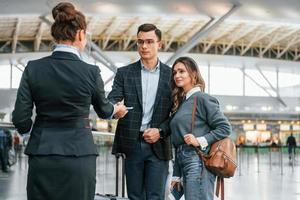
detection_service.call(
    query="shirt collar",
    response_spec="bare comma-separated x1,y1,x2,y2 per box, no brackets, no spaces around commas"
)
53,44,82,60
140,60,160,72
186,87,201,100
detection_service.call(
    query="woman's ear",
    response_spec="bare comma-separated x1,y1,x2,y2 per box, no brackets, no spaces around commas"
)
78,30,84,41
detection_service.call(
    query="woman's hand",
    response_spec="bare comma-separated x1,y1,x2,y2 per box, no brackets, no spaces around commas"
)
184,134,200,147
170,181,182,191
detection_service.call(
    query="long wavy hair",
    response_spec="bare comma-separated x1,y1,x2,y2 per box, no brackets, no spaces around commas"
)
171,57,205,113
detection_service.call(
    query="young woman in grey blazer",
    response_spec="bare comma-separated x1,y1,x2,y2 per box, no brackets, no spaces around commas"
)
169,57,232,200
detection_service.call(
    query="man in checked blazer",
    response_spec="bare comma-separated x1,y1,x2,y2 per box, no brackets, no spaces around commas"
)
108,23,172,200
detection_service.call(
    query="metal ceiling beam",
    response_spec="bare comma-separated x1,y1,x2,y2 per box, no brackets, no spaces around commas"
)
165,3,241,66
104,74,115,85
240,27,278,56
177,21,202,41
39,15,52,26
259,28,299,57
276,36,300,58
34,22,45,52
122,17,139,50
0,41,11,51
164,36,176,51
87,17,98,33
164,19,184,51
12,18,21,53
90,42,117,73
165,19,183,35
293,52,300,61
221,25,257,55
203,24,239,53
103,17,120,49
14,64,24,72
255,65,287,107
166,17,214,64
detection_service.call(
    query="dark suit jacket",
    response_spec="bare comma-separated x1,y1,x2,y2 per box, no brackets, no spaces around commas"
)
108,61,172,160
12,51,114,156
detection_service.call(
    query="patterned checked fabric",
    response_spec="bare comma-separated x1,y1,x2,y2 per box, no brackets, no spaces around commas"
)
108,61,173,160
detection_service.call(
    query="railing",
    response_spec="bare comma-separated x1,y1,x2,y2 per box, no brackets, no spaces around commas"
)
92,131,115,146
236,145,299,176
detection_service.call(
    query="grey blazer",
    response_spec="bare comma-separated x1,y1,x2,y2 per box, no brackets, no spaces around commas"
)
171,91,232,176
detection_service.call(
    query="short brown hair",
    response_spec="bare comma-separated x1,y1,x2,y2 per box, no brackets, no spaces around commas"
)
51,2,87,42
137,23,162,41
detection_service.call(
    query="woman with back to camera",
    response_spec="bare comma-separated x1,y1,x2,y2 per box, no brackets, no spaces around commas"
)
169,57,231,200
12,2,127,200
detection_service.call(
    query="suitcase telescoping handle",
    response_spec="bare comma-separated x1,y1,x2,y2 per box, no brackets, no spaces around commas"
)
115,153,126,197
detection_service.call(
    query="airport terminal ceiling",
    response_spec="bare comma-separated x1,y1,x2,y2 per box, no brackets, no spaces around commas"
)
0,0,299,122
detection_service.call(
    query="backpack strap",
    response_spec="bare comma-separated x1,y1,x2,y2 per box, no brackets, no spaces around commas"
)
191,96,197,135
216,176,224,200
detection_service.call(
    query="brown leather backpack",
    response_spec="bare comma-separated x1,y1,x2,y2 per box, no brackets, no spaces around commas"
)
191,97,237,200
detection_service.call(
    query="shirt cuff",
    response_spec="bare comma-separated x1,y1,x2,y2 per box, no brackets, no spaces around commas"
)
196,136,208,151
171,176,181,182
107,102,116,120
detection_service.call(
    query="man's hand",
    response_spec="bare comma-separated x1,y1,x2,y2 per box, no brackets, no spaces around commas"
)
143,128,160,144
184,134,200,147
113,103,128,119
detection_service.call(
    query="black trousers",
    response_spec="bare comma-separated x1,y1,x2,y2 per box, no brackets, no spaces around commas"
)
0,148,8,172
27,155,96,200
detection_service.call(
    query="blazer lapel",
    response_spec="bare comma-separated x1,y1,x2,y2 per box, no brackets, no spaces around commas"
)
133,62,143,107
153,63,167,112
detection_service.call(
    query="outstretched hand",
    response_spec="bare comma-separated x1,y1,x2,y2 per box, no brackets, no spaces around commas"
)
113,103,128,119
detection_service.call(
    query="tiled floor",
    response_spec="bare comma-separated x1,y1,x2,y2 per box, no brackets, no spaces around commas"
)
0,146,299,200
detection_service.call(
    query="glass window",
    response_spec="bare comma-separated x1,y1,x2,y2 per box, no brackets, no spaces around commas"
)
0,65,11,88
12,65,23,88
278,72,300,97
210,66,243,95
245,69,277,97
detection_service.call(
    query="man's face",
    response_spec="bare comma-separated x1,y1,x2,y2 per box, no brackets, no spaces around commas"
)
137,30,162,61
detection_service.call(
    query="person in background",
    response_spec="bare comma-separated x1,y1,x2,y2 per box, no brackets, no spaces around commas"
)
13,132,22,157
12,2,127,200
108,23,172,200
0,129,9,173
286,133,297,161
169,57,231,200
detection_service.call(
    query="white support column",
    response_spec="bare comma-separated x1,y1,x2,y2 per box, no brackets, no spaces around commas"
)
10,63,13,89
207,62,211,94
242,65,245,96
